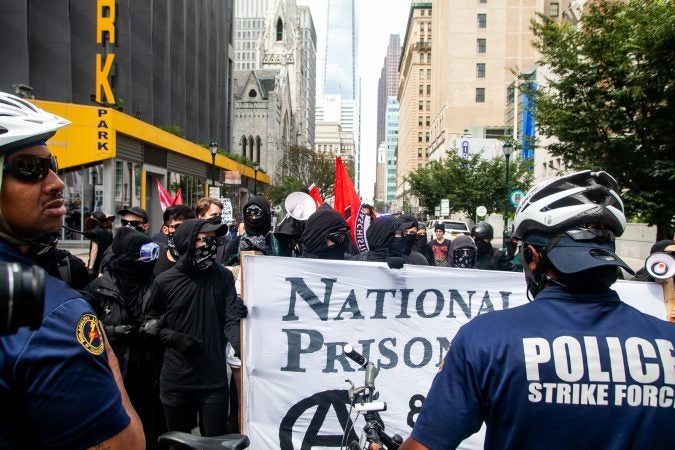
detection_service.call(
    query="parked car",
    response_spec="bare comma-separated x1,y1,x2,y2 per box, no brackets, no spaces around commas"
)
427,219,472,241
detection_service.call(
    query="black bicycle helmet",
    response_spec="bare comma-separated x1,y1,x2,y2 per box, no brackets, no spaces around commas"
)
471,222,493,241
513,170,626,240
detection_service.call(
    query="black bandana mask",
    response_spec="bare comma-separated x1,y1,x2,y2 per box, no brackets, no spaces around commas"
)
167,233,179,259
453,248,476,268
192,236,217,270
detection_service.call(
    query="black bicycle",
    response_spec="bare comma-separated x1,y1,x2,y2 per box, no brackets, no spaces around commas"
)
342,344,403,450
157,431,249,449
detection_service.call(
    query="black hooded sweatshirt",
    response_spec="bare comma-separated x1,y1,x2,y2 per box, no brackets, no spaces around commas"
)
145,218,240,390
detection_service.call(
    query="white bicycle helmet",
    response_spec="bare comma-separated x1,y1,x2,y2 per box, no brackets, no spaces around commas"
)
513,170,626,240
0,91,70,155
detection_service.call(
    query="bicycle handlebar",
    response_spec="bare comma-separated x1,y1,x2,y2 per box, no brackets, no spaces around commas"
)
343,344,367,367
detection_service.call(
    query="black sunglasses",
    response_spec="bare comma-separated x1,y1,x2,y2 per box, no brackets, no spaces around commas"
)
3,155,58,182
121,219,144,228
245,205,265,218
327,228,351,245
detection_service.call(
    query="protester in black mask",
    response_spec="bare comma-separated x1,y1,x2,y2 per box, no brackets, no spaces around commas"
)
81,227,158,375
391,215,429,265
472,222,516,271
144,218,242,437
413,223,434,265
222,195,280,265
450,235,478,268
153,205,196,277
32,231,92,289
301,204,351,260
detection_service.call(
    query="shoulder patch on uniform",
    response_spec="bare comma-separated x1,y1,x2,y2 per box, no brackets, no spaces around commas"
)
75,313,104,355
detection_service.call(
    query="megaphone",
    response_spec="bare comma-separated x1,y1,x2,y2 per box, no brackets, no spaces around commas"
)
645,252,675,280
284,192,317,221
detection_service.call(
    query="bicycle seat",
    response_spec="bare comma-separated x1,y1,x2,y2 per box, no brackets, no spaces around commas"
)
158,431,250,450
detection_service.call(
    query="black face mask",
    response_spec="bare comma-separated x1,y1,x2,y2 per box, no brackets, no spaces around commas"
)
167,233,179,259
192,236,217,271
476,240,493,258
206,215,222,225
390,236,408,256
452,248,476,268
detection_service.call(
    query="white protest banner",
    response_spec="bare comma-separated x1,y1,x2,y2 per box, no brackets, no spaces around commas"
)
241,256,666,449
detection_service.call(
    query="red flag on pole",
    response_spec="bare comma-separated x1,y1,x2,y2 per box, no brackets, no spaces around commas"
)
334,157,368,251
156,178,174,212
307,183,323,207
172,188,183,206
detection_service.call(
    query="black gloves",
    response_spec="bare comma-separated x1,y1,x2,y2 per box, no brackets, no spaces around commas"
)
140,318,162,336
236,301,248,319
159,328,201,353
105,324,135,340
386,256,405,269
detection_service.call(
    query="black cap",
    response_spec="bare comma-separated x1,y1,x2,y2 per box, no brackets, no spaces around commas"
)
198,220,229,236
117,206,148,223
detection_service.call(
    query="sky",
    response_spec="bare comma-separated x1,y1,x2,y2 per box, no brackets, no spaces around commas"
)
297,0,412,203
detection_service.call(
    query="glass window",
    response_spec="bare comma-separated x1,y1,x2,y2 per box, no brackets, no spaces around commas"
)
428,8,431,16
419,53,424,63
418,116,423,126
427,53,431,63
419,85,424,95
425,132,430,142
476,63,486,78
550,3,559,16
427,68,431,79
418,132,423,142
427,85,431,95
426,101,431,111
418,100,423,110
477,38,486,53
476,88,486,102
421,9,425,16
478,14,487,28
419,68,424,79
426,116,431,126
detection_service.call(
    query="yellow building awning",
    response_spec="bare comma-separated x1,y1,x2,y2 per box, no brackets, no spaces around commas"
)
33,100,269,185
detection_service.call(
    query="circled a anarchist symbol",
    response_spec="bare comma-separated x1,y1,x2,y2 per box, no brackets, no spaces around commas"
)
279,389,382,450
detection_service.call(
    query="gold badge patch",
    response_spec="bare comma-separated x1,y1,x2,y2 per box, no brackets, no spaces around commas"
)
76,314,104,355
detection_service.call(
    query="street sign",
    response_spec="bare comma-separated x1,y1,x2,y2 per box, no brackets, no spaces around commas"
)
510,189,527,208
476,205,487,217
440,199,450,216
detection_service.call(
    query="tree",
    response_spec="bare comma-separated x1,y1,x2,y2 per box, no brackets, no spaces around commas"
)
407,152,532,218
272,146,345,209
529,0,675,238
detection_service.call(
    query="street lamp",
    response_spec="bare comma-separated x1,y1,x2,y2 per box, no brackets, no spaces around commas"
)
91,168,98,212
502,141,515,251
252,161,260,195
209,141,218,187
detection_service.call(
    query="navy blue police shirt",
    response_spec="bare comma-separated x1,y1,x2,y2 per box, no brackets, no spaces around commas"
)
0,242,129,449
411,286,675,450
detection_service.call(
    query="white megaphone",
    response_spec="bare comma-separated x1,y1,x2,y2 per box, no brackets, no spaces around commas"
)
284,191,317,221
645,252,675,280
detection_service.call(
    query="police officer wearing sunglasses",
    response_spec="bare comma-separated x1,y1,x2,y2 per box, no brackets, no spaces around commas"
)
0,92,144,449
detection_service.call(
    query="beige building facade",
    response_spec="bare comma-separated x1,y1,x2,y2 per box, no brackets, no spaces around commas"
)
396,2,433,213
429,0,544,161
315,121,355,167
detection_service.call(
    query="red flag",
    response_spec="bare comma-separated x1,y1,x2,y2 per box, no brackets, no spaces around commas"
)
172,188,183,206
156,178,173,212
334,157,368,251
307,183,323,207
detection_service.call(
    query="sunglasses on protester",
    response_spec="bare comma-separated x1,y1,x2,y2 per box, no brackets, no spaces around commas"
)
327,228,351,245
245,205,265,218
121,219,145,228
137,242,160,262
3,155,58,182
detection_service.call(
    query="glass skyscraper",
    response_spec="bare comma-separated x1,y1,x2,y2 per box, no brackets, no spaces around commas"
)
323,0,358,100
